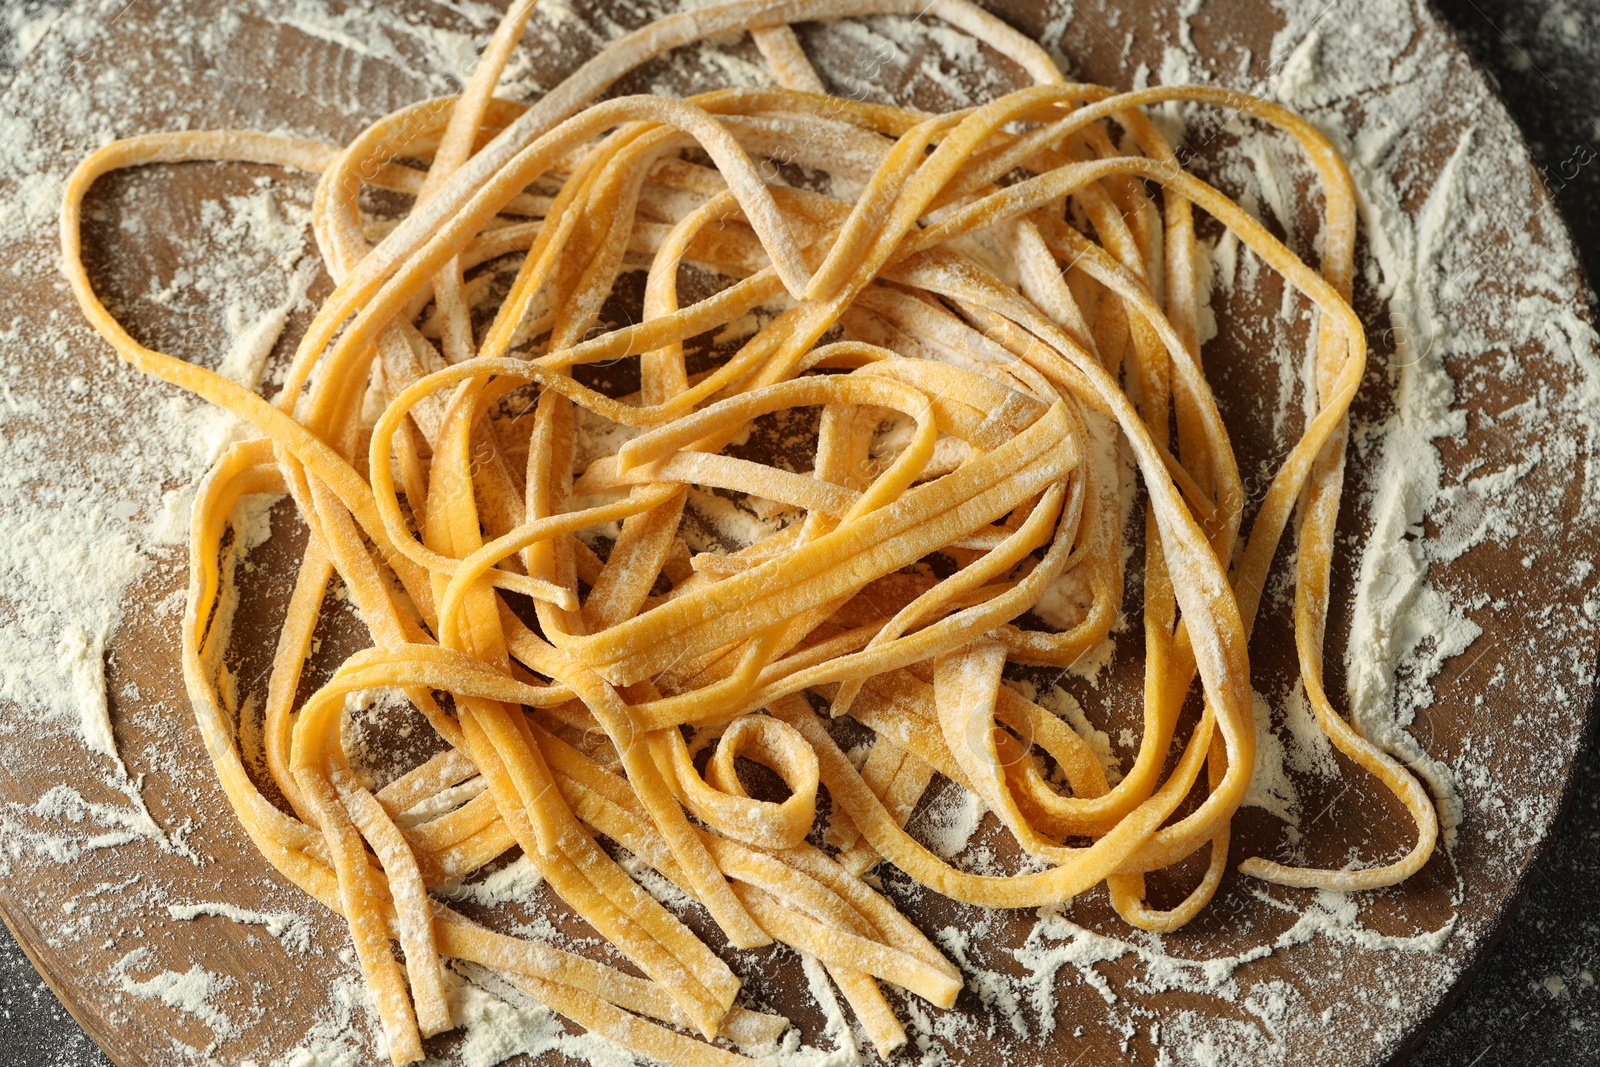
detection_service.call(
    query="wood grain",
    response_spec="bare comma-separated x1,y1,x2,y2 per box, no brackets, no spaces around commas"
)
0,1,1594,1065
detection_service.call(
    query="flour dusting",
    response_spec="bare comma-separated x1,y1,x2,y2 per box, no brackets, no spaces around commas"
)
0,1,1594,1067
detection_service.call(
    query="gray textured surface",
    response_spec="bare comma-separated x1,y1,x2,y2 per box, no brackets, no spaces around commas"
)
0,1,1595,1064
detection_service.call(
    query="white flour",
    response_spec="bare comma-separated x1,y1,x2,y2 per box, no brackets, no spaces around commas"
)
436,855,545,908
0,1,1594,1066
166,901,318,953
113,946,241,1052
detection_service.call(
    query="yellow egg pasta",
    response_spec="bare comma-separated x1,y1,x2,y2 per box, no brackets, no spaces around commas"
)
58,1,1439,1063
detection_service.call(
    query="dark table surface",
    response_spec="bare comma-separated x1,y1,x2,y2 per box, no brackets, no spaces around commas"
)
1,1,1598,1064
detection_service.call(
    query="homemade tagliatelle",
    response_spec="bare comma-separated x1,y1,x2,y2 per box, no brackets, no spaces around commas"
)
58,1,1444,1063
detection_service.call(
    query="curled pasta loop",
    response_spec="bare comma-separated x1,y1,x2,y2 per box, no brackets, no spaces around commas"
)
662,715,820,851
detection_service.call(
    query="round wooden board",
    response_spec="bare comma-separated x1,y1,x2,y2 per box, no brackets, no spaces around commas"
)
0,0,1596,1065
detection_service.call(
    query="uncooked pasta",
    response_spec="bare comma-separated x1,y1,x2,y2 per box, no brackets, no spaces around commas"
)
58,0,1439,1062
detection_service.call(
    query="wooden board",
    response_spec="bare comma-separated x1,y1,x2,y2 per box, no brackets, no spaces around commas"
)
0,0,1595,1065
